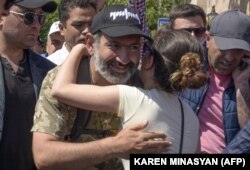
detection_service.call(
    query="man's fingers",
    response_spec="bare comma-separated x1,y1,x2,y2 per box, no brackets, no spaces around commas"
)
134,140,171,154
143,131,168,141
136,147,170,154
124,121,168,141
146,139,171,149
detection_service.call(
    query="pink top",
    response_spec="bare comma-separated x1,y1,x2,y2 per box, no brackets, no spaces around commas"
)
198,68,231,153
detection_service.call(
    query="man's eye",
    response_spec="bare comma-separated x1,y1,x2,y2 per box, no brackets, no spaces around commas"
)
108,43,119,48
129,45,140,50
73,24,83,28
72,22,85,28
86,22,92,27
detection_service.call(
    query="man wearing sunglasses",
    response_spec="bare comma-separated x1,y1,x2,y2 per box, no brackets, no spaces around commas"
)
0,0,57,170
178,10,250,154
169,4,207,43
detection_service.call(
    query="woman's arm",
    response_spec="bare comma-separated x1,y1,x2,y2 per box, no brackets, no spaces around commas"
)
52,43,119,113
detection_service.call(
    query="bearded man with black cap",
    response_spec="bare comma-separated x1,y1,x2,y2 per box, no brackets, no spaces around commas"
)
0,0,57,169
31,4,169,170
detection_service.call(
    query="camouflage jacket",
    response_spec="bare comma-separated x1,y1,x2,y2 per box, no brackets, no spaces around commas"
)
31,58,123,170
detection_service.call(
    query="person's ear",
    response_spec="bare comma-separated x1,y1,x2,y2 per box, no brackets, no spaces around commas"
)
205,32,211,49
142,54,154,70
85,33,94,56
58,23,65,36
0,13,7,26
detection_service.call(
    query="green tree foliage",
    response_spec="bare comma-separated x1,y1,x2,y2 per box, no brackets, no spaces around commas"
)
105,0,173,33
40,0,184,44
105,0,185,35
40,0,60,44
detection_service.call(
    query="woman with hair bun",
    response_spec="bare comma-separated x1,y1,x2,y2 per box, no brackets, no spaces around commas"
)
52,30,207,158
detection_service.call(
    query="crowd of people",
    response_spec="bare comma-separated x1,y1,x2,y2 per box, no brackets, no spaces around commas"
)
0,0,249,170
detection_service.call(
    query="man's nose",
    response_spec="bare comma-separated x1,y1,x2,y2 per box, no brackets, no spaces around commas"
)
117,48,130,64
82,25,91,34
223,50,239,61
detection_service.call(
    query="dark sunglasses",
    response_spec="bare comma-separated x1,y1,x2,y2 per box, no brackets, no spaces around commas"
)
181,27,206,37
10,11,46,25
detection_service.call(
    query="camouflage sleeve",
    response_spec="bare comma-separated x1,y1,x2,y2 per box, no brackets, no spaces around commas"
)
31,67,76,140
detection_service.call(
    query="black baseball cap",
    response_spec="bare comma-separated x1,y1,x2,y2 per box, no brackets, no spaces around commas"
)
210,10,250,52
91,4,152,41
14,0,57,13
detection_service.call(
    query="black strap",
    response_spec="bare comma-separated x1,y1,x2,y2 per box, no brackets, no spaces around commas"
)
69,109,90,141
178,98,184,154
69,58,91,141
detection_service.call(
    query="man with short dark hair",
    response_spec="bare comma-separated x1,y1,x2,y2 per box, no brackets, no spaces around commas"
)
0,0,57,169
169,4,207,43
47,0,96,65
32,4,169,170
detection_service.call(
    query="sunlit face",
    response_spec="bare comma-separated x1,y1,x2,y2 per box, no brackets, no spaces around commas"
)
1,5,43,48
93,33,141,84
46,32,64,55
207,36,245,76
61,7,96,51
173,15,206,42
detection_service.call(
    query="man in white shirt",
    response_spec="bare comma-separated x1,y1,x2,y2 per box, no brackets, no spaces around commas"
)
46,21,64,56
47,0,96,65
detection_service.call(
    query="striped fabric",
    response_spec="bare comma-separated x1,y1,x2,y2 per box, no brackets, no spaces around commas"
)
128,0,151,59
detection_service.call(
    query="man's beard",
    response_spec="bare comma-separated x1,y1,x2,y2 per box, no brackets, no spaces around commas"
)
94,49,137,84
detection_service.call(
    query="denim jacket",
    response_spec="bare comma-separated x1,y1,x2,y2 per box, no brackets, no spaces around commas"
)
0,49,55,141
223,120,250,153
